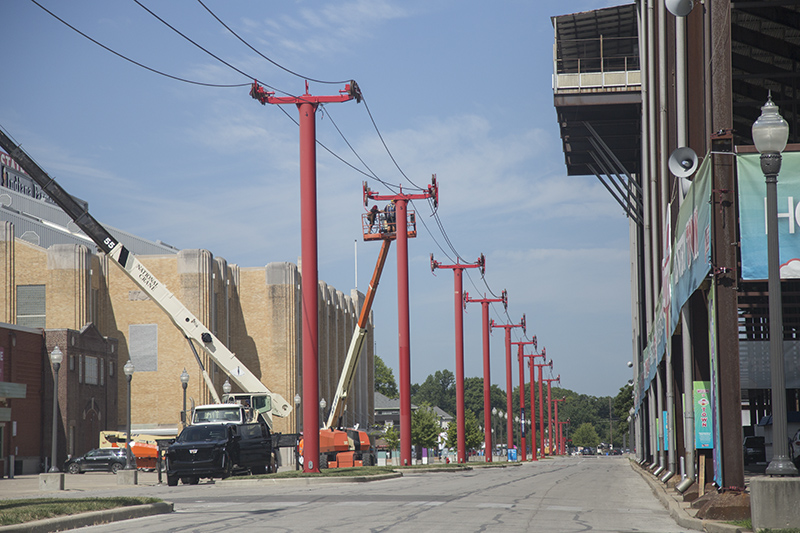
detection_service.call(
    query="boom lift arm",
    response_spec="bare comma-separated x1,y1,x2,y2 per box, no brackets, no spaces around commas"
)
0,128,292,426
325,239,391,429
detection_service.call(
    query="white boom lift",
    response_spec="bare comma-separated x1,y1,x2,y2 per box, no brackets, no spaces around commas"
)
0,127,291,428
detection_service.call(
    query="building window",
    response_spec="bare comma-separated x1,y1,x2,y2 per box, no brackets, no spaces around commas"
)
109,360,114,377
79,355,83,383
16,285,45,328
100,359,105,386
85,356,99,385
129,324,158,371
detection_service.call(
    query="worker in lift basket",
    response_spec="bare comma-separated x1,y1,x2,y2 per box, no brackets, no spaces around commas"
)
384,200,396,233
367,205,380,233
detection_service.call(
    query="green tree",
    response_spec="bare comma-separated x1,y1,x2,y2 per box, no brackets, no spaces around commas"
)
572,422,600,448
411,404,441,450
375,355,398,399
446,409,484,452
412,370,455,415
383,424,400,451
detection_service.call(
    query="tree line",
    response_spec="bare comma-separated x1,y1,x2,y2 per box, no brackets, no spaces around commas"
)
375,355,634,452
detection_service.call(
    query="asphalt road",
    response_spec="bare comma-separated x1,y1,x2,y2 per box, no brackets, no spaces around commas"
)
1,456,692,532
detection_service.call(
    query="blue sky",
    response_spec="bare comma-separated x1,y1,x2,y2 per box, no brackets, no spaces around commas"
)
2,0,631,398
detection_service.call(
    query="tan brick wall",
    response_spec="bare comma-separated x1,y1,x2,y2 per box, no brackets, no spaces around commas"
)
7,229,373,438
0,222,14,323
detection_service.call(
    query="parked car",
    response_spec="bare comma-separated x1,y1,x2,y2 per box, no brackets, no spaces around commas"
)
743,436,766,465
64,448,131,474
580,447,594,455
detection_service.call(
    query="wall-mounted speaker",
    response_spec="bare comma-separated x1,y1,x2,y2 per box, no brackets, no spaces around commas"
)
666,0,694,17
668,147,698,179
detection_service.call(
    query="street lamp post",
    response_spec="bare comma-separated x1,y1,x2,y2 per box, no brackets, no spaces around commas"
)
294,393,301,470
753,93,799,476
320,398,327,428
49,346,63,472
492,407,498,458
123,360,135,470
222,379,232,397
180,368,189,428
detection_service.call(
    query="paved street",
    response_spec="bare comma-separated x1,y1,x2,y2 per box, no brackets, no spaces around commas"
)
0,456,692,532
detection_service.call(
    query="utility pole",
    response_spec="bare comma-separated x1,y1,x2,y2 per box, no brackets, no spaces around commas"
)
250,80,361,473
365,178,438,466
511,339,537,461
531,356,551,458
465,290,507,462
543,375,561,455
522,350,546,461
491,315,526,459
431,254,486,464
553,397,566,455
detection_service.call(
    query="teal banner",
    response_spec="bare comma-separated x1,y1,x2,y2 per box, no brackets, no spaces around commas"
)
738,152,800,280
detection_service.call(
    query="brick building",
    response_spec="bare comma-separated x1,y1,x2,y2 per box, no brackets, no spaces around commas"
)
1,151,375,471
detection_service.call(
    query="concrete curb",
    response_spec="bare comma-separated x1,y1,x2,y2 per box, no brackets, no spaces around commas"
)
0,502,174,533
629,461,749,533
219,472,403,485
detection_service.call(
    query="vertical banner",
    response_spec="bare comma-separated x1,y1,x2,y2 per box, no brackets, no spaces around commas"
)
738,152,800,280
693,381,713,449
709,282,723,486
663,410,669,451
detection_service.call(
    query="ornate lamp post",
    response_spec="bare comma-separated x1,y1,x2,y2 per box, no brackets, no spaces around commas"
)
752,93,798,476
123,360,135,470
320,398,327,428
49,346,63,472
223,379,232,397
180,368,189,428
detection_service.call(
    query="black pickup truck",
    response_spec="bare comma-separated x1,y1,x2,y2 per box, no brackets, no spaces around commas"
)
166,422,273,486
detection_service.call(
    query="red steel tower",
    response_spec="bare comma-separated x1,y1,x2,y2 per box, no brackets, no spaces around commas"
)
511,338,536,461
464,290,507,462
431,254,485,464
490,315,526,459
251,80,361,473
365,179,438,466
543,374,561,455
521,349,546,461
530,354,551,459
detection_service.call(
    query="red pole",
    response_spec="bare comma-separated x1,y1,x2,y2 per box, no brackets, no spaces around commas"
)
464,290,505,463
299,99,320,472
532,356,551,459
512,340,535,461
396,198,412,466
553,397,565,455
482,302,491,460
491,316,525,460
366,178,437,467
252,81,358,474
543,375,560,455
454,267,466,463
523,352,544,461
433,258,484,463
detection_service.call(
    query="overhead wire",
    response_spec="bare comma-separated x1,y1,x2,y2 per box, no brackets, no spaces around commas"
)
36,0,531,343
29,0,250,88
196,0,351,85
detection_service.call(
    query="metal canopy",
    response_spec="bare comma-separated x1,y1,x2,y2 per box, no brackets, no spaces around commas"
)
732,1,800,146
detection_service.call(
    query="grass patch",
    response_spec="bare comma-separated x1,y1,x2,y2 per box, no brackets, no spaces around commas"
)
758,529,800,533
727,518,752,529
241,466,398,479
0,497,160,526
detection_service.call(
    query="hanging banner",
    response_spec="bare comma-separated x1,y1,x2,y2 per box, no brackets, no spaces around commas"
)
709,282,723,486
669,155,713,333
738,152,800,280
693,381,713,449
663,410,669,451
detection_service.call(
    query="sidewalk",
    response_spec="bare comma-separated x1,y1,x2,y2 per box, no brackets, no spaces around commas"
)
630,460,751,533
0,471,162,499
